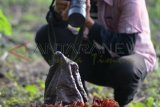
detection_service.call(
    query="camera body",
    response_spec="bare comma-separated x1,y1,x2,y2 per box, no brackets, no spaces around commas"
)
67,0,86,35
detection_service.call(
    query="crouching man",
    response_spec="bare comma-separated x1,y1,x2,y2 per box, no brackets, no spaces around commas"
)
35,0,156,106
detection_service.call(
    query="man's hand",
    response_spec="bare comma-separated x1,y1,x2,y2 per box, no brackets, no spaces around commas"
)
85,0,95,29
54,0,70,20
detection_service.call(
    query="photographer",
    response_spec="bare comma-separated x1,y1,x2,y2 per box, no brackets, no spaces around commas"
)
35,0,156,106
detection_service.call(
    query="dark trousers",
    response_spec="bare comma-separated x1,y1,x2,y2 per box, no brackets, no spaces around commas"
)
35,25,147,106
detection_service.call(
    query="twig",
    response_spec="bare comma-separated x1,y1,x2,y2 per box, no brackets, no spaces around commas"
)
134,97,146,103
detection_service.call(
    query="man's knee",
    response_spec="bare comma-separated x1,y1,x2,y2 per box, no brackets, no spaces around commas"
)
35,25,49,44
35,25,51,53
115,55,147,85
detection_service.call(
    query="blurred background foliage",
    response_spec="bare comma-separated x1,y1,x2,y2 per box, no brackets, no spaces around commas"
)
0,0,160,107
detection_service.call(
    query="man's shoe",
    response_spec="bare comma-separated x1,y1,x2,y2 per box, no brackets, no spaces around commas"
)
120,104,130,107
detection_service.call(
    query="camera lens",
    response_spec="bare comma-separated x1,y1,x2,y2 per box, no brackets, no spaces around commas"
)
68,0,86,34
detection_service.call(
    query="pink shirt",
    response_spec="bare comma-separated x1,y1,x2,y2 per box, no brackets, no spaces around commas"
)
97,0,156,72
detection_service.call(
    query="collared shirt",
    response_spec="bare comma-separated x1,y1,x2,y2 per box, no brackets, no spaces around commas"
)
97,0,156,72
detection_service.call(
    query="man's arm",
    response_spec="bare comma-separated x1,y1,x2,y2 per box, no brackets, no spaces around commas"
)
85,0,142,56
88,23,137,56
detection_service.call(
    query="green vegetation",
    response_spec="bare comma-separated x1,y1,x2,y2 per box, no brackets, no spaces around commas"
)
0,10,12,36
147,0,160,47
0,0,160,107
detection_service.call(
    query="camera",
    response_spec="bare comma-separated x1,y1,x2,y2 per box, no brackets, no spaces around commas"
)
67,0,86,35
47,0,87,35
